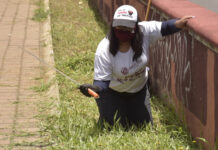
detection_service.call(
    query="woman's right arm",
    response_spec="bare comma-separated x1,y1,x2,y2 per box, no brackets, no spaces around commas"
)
80,38,112,97
93,80,110,92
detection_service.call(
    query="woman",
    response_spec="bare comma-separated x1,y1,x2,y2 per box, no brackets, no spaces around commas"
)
79,5,194,127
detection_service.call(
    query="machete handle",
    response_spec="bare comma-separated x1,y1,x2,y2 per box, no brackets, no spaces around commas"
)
88,88,99,99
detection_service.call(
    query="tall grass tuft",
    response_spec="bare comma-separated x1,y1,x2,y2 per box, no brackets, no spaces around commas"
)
32,0,49,22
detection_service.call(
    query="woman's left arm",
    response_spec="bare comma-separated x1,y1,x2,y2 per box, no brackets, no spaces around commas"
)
175,16,195,29
161,16,195,36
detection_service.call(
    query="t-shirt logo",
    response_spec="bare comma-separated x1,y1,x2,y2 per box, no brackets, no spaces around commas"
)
121,67,129,75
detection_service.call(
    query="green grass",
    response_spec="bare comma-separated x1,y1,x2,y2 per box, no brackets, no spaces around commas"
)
32,80,52,93
39,0,202,149
32,0,49,22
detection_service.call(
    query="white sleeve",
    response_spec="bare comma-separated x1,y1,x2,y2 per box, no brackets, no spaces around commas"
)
139,21,163,43
94,38,112,81
94,55,112,80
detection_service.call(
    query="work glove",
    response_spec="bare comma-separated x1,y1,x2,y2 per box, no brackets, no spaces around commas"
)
79,84,100,97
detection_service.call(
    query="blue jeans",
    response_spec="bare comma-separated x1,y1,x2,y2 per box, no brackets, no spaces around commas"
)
95,84,153,128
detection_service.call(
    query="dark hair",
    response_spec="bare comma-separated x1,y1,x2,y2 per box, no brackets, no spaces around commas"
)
107,18,144,61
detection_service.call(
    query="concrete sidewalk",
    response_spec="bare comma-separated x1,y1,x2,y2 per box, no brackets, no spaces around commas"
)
0,0,51,149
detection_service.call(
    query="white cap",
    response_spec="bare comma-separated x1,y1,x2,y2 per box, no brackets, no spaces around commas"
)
112,5,138,28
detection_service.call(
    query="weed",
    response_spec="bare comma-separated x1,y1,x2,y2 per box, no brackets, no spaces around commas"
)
32,0,49,22
12,101,19,104
14,132,37,137
32,80,53,93
34,77,42,80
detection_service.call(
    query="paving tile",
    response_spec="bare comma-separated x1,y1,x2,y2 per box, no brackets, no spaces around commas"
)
0,135,10,145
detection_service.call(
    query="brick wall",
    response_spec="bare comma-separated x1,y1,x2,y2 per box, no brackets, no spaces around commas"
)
90,0,218,149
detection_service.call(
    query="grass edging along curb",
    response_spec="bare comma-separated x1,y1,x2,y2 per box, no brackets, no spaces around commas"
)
31,0,59,99
32,0,49,22
33,0,60,136
41,0,60,103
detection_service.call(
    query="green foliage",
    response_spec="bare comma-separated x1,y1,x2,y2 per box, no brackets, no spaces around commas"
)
38,0,202,149
216,136,218,150
32,81,52,93
66,53,94,74
32,0,49,22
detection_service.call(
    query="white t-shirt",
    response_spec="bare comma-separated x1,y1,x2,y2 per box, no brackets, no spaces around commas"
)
94,21,162,93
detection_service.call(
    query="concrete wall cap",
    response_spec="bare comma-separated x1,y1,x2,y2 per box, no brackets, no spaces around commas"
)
152,0,218,48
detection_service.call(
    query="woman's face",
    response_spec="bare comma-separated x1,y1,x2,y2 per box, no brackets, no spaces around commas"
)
113,26,136,42
115,26,134,32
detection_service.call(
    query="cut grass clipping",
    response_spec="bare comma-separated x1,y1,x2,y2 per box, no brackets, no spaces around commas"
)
38,0,203,149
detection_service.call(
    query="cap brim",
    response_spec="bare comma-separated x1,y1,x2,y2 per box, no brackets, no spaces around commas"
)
112,19,136,28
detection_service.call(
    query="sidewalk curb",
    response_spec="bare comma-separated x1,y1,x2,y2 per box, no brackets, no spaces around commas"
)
41,0,60,106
